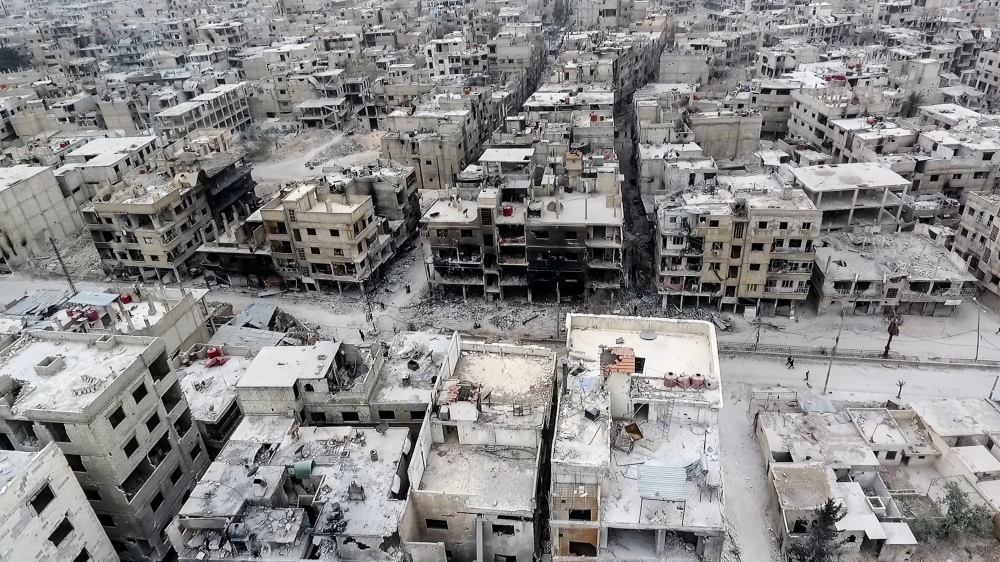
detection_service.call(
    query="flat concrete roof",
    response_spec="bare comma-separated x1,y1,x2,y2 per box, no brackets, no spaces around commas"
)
0,333,153,416
419,440,537,513
373,331,454,405
910,399,1000,438
0,165,49,192
953,445,1000,473
792,163,909,193
65,136,156,158
176,351,253,424
771,463,833,510
479,147,535,163
237,342,340,388
0,449,35,494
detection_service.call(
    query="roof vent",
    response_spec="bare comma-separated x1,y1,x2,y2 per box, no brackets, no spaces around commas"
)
639,330,657,341
35,356,65,376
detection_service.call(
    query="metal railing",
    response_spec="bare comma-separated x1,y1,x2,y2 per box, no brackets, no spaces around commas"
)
721,342,901,360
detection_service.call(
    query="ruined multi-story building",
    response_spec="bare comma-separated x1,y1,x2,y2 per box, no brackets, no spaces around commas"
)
0,164,85,271
260,181,397,292
83,132,257,280
0,442,118,562
0,331,210,561
551,314,726,561
422,147,625,301
656,178,821,312
815,226,977,315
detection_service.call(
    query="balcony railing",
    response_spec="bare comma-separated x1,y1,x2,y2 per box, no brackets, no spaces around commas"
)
764,286,809,294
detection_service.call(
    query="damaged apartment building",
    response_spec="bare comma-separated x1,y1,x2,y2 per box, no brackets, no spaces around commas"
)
656,175,822,313
421,143,625,302
551,314,726,561
259,179,400,292
0,331,210,561
166,332,555,562
84,130,257,281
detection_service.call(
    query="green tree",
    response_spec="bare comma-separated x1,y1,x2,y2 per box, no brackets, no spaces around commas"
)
787,498,847,562
553,0,565,23
899,90,925,119
940,481,994,538
0,47,29,72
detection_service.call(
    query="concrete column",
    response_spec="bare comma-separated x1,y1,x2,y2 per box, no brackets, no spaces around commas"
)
462,284,467,301
655,530,666,557
528,287,533,303
848,188,858,226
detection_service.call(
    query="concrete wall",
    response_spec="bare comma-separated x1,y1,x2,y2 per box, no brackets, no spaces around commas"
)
0,166,84,265
0,442,118,562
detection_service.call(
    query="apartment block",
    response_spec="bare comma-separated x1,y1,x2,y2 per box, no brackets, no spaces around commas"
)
381,107,481,192
814,226,977,315
656,178,821,311
0,165,84,270
402,340,555,562
788,163,910,230
83,135,256,281
0,331,210,561
154,83,251,141
0,442,117,562
551,314,725,561
260,182,395,292
953,192,1000,304
422,149,625,301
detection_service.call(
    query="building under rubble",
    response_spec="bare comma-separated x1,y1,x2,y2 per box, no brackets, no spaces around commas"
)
551,314,725,561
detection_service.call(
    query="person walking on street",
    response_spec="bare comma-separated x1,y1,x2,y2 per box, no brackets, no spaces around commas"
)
359,329,365,342
785,356,793,368
804,370,810,381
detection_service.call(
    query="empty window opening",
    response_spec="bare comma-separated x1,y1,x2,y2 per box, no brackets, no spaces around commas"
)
569,509,592,521
30,485,55,514
49,518,73,546
426,519,449,530
493,524,515,535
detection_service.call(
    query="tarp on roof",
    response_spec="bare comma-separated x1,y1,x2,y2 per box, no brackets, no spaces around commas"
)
68,291,119,307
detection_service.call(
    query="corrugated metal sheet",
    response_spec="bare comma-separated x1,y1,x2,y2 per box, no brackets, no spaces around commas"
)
636,464,687,501
229,303,277,329
209,325,287,351
5,289,69,316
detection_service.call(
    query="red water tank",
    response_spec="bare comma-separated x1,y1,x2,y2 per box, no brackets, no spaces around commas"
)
207,347,221,359
590,112,598,122
85,308,100,322
690,373,706,389
120,294,132,304
676,373,692,389
502,204,514,217
663,372,677,388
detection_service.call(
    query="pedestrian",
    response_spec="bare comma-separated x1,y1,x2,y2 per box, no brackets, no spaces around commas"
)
996,325,1000,335
359,329,365,342
789,358,795,369
633,305,638,316
785,356,793,368
405,284,411,294
804,370,810,381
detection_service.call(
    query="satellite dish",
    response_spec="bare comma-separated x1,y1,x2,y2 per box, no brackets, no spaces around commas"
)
375,422,389,435
639,330,657,340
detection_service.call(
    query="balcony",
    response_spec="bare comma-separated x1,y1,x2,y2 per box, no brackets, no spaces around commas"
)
764,285,809,295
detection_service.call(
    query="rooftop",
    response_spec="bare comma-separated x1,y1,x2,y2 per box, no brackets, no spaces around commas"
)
909,399,1000,438
176,347,253,423
771,462,834,510
419,440,538,513
0,449,35,494
815,231,975,283
0,165,49,192
373,331,455,405
65,136,156,158
237,342,341,389
792,163,910,193
758,411,880,468
0,332,155,418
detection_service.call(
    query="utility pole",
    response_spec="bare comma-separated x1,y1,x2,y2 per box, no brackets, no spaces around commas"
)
49,236,76,295
883,317,899,359
822,306,846,395
975,297,982,361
